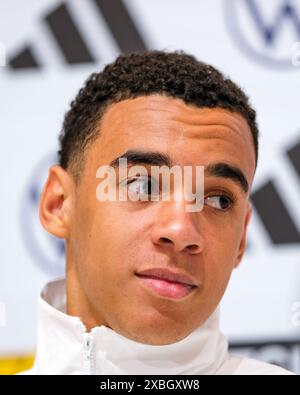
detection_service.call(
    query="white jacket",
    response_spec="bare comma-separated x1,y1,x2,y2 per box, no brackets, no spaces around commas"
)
23,278,294,375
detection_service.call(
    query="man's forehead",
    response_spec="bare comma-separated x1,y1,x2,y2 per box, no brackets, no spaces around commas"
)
99,96,251,150
100,94,249,133
88,95,256,185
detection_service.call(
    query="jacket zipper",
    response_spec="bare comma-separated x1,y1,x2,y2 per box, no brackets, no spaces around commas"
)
83,332,94,375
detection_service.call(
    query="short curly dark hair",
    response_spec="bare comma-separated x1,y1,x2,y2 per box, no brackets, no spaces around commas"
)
58,50,259,179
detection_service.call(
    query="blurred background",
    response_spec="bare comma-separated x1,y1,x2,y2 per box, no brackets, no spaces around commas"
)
0,0,300,374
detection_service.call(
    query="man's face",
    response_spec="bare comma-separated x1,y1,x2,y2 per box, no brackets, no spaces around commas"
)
42,95,256,345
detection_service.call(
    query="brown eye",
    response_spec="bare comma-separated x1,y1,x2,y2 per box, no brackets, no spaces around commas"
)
127,176,159,198
205,195,233,211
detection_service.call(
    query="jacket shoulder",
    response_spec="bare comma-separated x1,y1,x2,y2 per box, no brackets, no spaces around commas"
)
228,355,295,375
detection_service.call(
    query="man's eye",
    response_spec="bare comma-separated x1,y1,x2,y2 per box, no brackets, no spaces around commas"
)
127,176,159,198
205,195,233,211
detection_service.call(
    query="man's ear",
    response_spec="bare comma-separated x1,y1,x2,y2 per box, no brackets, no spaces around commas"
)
39,165,74,239
234,201,252,269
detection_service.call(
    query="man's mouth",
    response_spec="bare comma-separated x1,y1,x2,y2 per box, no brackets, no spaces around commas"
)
135,268,198,299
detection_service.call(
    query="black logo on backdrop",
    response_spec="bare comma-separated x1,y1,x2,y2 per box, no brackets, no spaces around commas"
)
251,140,300,244
8,0,147,70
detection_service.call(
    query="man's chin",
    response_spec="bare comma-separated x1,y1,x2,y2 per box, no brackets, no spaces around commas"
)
116,307,198,346
123,326,193,346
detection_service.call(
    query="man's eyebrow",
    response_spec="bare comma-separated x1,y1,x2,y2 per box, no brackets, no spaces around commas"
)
206,162,249,194
110,150,172,168
109,150,249,194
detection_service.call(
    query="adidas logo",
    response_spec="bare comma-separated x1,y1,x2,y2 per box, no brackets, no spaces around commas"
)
251,140,300,245
6,0,147,69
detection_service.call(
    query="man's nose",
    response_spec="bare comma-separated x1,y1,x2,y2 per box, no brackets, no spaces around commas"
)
150,200,204,254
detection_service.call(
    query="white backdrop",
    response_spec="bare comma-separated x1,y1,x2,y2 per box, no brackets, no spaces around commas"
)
0,0,299,364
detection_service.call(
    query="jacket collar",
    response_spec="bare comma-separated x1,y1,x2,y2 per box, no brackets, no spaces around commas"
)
33,278,229,374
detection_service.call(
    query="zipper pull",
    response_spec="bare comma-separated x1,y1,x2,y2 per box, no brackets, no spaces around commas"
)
83,332,93,375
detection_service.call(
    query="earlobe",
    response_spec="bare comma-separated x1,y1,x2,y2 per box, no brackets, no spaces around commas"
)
234,202,252,269
39,165,74,239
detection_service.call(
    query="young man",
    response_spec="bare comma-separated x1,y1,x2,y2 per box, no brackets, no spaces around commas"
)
27,50,293,374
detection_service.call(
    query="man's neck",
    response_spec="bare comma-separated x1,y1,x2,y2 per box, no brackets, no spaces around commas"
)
66,255,104,331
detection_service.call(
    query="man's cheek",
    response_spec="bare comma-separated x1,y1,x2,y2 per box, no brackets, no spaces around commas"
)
205,253,234,285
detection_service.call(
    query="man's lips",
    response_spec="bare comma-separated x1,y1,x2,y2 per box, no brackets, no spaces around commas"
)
135,268,198,299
